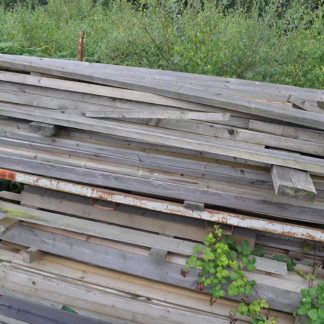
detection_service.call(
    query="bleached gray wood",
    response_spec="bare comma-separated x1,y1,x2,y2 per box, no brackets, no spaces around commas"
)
0,191,21,202
85,110,230,121
20,186,210,242
22,248,43,264
271,165,317,202
0,103,323,174
149,248,168,262
1,155,323,223
248,119,324,144
1,55,323,129
29,122,56,136
0,132,272,188
0,201,200,255
0,217,19,236
288,95,324,114
1,224,307,313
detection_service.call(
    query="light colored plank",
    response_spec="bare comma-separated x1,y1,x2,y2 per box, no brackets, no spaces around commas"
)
1,56,324,129
249,119,324,144
288,95,324,114
0,102,323,174
0,201,200,255
2,153,324,223
85,110,230,121
271,165,317,202
29,122,56,136
0,217,19,236
22,248,43,264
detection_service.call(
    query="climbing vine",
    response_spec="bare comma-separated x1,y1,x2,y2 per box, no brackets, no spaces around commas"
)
182,225,275,324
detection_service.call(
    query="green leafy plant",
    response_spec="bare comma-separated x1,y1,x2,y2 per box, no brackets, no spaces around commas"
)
183,225,275,323
294,282,324,324
272,255,295,271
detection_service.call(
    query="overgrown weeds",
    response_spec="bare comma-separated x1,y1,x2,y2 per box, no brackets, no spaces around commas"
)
0,0,323,88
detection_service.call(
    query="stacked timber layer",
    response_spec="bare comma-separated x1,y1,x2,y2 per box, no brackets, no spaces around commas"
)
0,54,322,323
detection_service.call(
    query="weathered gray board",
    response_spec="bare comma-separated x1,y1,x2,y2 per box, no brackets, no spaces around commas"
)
0,263,231,324
0,55,323,129
21,185,210,242
0,103,324,174
1,155,323,223
1,224,306,313
271,166,317,202
1,55,323,102
0,132,275,189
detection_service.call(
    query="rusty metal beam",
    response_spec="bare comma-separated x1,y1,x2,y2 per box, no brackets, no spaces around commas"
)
0,168,323,242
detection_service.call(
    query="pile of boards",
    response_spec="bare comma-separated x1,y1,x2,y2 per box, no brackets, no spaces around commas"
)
0,54,322,323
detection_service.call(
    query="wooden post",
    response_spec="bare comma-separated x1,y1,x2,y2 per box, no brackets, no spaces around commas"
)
77,31,85,62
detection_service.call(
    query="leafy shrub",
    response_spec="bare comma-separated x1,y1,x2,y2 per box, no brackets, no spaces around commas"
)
0,0,323,88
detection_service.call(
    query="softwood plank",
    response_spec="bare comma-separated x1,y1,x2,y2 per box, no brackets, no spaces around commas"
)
271,165,317,202
248,119,324,144
288,95,324,114
29,122,56,136
1,225,309,313
0,56,323,129
85,110,231,121
0,201,202,255
2,154,324,223
0,217,19,236
0,103,323,173
0,262,228,324
1,154,323,223
22,248,43,264
0,246,293,323
21,185,210,242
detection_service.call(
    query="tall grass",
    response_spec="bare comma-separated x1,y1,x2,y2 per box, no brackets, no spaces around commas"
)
0,0,323,89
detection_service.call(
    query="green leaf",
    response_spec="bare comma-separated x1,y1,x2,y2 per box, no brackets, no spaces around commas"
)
221,269,229,277
231,272,240,281
308,309,319,320
193,244,202,254
297,306,308,315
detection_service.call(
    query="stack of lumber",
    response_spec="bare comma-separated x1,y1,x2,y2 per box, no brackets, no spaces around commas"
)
0,54,322,323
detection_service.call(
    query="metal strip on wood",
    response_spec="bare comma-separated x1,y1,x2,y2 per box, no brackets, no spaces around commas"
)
0,168,323,242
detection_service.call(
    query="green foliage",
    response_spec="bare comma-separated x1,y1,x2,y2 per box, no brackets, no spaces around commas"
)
0,179,23,193
294,282,324,324
0,0,323,88
184,225,275,323
272,255,296,271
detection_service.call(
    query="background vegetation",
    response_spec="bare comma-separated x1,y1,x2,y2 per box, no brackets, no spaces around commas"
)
0,0,323,89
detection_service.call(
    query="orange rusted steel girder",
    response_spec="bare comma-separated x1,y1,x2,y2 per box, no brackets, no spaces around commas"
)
0,168,323,242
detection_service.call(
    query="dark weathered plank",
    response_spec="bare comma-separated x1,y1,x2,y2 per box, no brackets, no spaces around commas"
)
271,165,317,201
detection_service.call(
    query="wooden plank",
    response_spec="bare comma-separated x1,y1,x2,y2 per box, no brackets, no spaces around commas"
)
22,248,43,264
0,56,323,129
232,228,256,250
0,201,203,255
0,130,273,188
249,119,324,144
184,201,205,211
1,155,323,223
85,110,230,121
0,103,323,174
0,263,228,324
271,165,317,202
0,246,293,323
29,122,56,136
288,95,324,114
0,217,19,236
20,186,210,242
0,225,309,313
0,191,21,202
